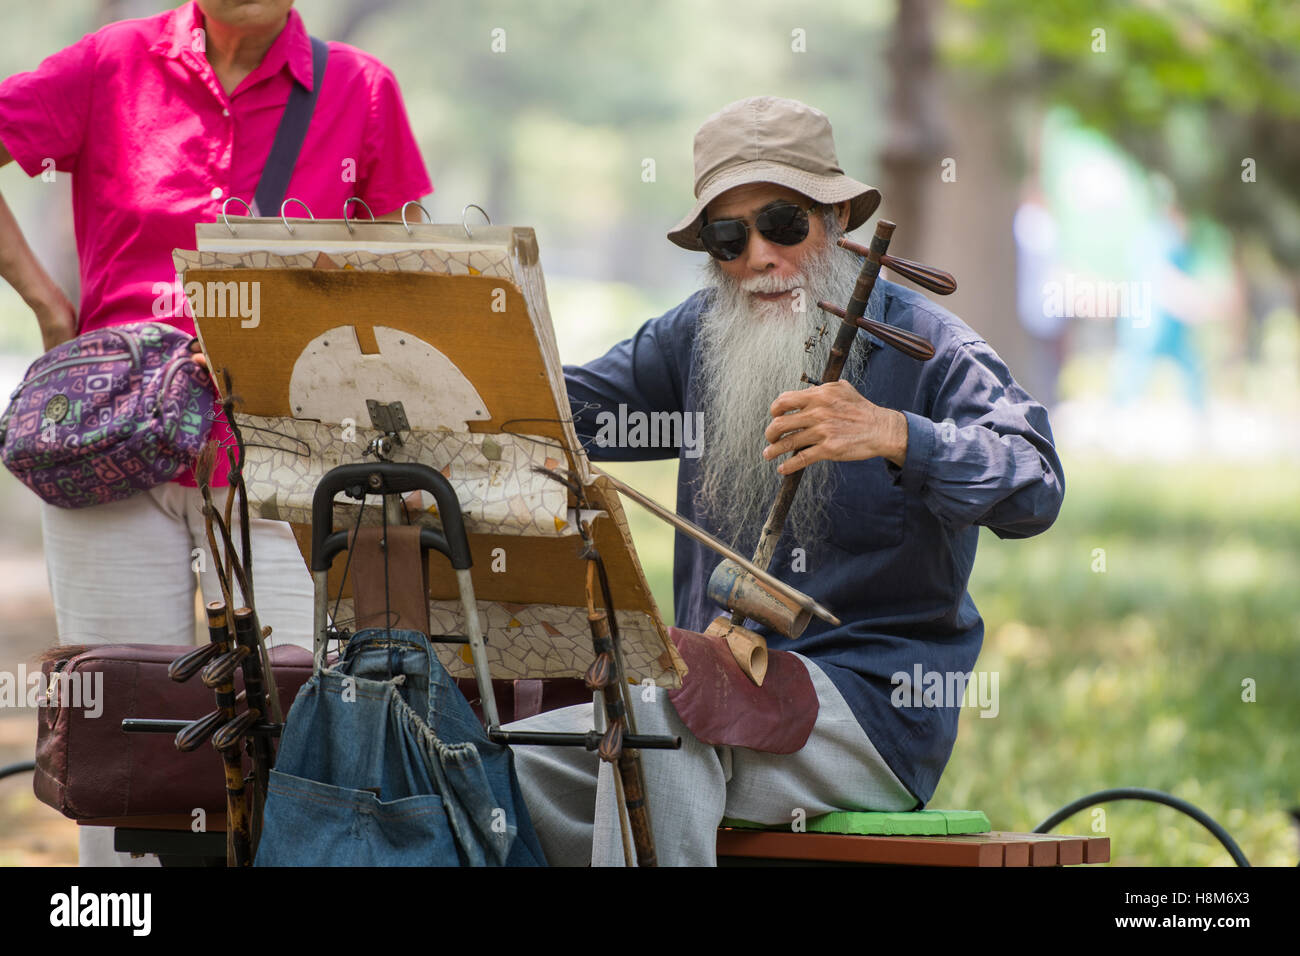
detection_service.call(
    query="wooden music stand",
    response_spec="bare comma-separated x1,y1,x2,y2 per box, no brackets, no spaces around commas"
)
177,218,686,690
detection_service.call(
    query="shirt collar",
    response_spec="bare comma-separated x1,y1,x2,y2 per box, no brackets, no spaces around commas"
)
150,2,315,92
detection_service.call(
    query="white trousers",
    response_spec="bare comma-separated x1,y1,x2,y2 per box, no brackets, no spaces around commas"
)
506,653,918,866
40,482,315,866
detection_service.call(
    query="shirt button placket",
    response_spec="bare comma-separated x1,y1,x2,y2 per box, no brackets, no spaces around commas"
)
213,108,233,208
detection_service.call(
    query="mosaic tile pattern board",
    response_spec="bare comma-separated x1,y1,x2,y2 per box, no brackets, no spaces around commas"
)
235,413,573,537
181,219,685,686
322,597,672,683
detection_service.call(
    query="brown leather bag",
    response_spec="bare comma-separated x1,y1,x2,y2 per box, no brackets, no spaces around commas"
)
33,642,315,820
32,641,591,820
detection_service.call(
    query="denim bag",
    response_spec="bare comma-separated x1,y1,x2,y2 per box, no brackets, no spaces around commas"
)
255,628,546,866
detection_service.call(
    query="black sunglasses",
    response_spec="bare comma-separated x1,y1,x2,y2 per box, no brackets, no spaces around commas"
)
699,200,821,261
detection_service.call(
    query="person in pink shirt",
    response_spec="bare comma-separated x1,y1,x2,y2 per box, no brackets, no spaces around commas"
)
0,0,432,865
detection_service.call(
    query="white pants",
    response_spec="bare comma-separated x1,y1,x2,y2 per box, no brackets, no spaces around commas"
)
41,482,315,866
506,653,918,866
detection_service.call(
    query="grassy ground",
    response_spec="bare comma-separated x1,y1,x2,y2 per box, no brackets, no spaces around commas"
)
934,457,1300,866
606,456,1300,866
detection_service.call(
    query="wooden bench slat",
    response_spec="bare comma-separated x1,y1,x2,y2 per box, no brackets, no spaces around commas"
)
940,834,1032,867
1084,837,1110,864
988,832,1110,864
716,830,1006,866
990,832,1089,866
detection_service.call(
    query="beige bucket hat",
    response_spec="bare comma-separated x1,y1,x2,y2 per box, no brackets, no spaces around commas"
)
667,96,881,251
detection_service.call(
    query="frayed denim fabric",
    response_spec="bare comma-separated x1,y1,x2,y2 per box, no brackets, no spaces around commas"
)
256,628,546,866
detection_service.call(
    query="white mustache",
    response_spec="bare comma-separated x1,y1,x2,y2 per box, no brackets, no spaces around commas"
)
738,272,805,294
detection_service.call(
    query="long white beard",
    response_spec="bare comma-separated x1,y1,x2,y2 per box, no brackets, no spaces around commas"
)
692,230,872,553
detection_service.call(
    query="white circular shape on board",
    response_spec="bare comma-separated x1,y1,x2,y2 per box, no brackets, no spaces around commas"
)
288,325,490,431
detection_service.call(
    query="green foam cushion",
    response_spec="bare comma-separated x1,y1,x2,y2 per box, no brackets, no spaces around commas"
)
720,809,991,836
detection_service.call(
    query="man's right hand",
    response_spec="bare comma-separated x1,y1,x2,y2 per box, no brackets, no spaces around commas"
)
34,293,77,352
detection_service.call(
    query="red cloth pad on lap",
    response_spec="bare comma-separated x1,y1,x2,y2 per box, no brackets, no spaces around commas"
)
666,626,818,754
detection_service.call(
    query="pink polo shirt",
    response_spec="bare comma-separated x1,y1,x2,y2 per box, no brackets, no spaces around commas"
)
0,2,432,485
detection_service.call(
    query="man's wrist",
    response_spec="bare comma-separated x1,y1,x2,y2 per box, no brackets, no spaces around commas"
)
883,409,908,468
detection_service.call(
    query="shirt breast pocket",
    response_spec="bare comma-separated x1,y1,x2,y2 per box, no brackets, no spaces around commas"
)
824,457,906,554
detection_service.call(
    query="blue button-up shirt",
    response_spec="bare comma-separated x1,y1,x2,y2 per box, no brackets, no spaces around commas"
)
563,277,1065,803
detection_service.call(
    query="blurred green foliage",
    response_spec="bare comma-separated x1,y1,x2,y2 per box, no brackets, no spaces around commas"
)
949,0,1300,268
933,457,1300,866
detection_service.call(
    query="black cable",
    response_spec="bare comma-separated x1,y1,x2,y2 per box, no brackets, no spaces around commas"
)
0,760,35,782
1033,787,1251,866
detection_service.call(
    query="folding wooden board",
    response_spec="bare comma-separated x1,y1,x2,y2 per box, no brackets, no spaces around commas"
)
180,221,685,686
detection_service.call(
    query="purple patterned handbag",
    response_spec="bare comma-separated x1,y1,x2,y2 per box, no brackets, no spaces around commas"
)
0,322,215,508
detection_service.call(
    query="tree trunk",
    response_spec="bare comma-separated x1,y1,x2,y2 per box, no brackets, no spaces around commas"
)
879,0,945,245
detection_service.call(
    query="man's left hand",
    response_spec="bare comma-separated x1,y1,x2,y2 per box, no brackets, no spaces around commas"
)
762,379,909,473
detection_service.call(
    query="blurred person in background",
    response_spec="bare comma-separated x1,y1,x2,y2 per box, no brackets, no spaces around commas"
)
1112,180,1222,409
1013,185,1069,407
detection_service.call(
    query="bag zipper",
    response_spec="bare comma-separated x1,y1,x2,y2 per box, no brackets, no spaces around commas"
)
46,657,73,703
6,350,135,403
6,324,155,403
44,655,76,726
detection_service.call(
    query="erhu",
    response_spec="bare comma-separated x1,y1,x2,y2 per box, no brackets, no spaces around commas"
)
122,375,284,865
703,220,958,683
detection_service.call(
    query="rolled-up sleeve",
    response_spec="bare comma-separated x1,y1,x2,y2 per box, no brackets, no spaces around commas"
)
0,33,96,175
890,338,1064,538
357,65,432,214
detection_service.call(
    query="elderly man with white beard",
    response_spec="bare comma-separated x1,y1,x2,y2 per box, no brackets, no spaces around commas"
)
505,96,1065,866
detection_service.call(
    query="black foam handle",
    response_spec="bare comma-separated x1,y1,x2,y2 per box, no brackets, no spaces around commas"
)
316,529,454,571
309,463,472,572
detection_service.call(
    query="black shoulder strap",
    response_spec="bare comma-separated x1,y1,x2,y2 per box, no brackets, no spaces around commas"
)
252,35,328,218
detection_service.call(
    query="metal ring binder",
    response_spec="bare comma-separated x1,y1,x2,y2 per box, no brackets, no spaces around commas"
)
462,203,491,239
221,197,254,234
401,200,432,235
280,198,316,234
342,197,376,234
